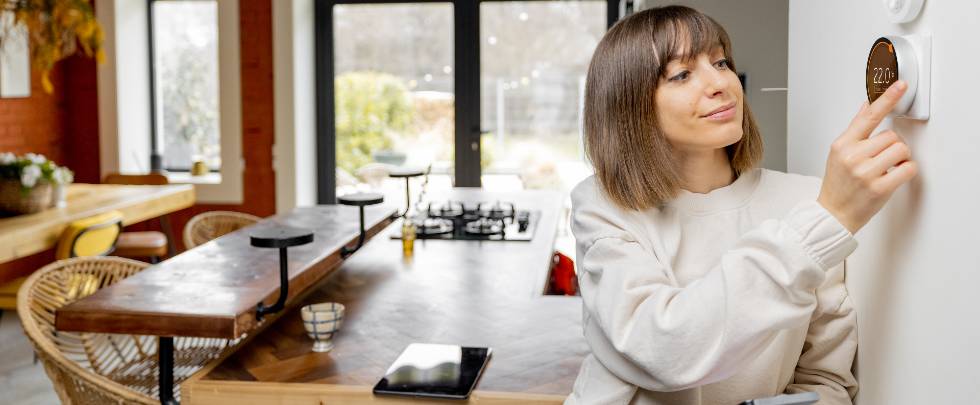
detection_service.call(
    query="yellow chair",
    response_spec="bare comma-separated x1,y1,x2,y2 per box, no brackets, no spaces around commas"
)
0,211,123,311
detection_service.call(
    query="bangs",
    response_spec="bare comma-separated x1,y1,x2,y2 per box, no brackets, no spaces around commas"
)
653,9,730,78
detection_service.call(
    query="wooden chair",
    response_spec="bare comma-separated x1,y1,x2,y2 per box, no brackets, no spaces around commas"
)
183,211,261,249
102,173,172,263
0,211,124,313
17,257,237,404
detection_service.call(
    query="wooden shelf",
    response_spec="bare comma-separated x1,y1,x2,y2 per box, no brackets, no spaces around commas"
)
55,204,396,339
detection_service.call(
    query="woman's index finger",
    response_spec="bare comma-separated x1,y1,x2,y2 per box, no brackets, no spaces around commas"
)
843,80,907,142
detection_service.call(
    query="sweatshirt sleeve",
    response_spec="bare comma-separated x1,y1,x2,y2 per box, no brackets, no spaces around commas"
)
571,183,858,392
783,261,859,403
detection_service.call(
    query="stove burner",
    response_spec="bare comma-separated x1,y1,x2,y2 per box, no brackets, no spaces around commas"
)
415,217,454,236
464,217,504,236
477,201,516,220
393,199,537,241
428,201,464,218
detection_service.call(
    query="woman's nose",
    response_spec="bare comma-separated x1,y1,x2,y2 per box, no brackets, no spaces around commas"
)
703,69,728,97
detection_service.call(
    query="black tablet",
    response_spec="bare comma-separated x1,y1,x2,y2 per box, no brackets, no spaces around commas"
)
372,343,492,400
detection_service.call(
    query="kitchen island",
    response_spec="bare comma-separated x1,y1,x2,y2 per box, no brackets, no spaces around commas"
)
183,188,588,404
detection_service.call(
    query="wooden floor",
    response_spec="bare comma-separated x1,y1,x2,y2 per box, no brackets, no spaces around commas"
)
0,310,59,405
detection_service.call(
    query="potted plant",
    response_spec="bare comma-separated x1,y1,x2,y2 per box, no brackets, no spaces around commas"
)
0,152,73,214
1,0,104,93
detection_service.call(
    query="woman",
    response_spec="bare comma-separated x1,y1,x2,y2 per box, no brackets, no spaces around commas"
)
566,5,917,405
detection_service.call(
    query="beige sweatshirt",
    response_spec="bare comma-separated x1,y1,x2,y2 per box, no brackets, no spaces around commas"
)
564,168,859,405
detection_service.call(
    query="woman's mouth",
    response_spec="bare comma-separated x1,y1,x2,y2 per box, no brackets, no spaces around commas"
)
702,103,736,121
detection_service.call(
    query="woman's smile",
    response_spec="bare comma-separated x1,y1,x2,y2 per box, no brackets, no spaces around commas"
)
702,102,737,121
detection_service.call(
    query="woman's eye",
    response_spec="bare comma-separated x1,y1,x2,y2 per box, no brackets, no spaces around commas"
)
715,58,730,69
669,71,689,82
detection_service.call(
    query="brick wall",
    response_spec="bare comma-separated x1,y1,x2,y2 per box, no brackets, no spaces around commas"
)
0,54,101,283
0,66,68,165
0,0,278,282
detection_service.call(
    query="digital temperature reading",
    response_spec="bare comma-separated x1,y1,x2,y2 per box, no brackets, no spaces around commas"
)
866,37,899,103
864,34,929,120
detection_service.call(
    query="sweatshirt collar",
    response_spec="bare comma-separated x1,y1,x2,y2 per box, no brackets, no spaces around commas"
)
670,168,763,214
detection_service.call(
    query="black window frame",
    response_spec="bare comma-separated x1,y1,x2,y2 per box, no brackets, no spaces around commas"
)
315,0,619,204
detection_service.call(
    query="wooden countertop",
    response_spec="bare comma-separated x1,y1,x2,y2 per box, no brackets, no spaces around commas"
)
0,183,195,264
55,204,396,339
184,189,588,404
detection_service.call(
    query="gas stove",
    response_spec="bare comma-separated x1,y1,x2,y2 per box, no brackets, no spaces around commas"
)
391,200,540,241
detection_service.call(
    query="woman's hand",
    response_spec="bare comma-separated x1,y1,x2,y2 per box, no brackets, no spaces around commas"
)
817,80,919,234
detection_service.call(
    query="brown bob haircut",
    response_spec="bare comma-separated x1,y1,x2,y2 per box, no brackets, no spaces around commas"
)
584,5,763,211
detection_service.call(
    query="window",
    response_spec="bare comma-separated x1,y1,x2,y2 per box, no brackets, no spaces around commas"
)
150,0,221,172
318,0,614,203
332,3,455,199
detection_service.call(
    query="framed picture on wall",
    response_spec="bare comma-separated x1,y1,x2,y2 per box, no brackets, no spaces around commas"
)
0,13,31,98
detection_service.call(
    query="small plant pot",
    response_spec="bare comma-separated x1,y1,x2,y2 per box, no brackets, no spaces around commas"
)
0,179,52,214
191,161,210,176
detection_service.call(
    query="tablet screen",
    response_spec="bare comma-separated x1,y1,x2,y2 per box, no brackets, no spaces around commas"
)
372,343,492,399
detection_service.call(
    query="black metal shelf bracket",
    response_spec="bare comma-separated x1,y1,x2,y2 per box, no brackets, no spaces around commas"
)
338,192,384,258
250,226,315,321
388,167,425,218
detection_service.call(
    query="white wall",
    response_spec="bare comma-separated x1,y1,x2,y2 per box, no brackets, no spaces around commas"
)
273,0,318,213
788,1,980,403
638,0,789,171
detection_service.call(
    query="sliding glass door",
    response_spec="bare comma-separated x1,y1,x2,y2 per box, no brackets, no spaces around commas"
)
317,0,613,203
479,1,606,192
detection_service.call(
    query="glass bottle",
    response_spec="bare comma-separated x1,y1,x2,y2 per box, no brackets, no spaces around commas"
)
401,216,417,256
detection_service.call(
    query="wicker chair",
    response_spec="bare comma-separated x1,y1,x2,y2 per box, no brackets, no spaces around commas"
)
17,257,236,404
183,210,261,249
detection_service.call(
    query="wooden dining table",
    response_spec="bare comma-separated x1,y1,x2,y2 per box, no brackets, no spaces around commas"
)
0,183,195,308
0,183,195,265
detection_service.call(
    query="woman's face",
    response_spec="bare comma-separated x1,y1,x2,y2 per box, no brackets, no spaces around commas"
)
654,45,744,154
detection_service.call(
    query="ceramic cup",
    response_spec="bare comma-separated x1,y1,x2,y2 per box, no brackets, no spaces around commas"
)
301,302,345,353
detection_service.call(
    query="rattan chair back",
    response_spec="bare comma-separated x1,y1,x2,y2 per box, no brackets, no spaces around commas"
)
183,210,261,249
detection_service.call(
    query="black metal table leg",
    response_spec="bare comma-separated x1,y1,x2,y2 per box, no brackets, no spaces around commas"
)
159,336,177,405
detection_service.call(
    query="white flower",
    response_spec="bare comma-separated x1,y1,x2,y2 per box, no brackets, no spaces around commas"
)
53,167,74,184
20,164,41,188
0,152,15,165
24,153,47,165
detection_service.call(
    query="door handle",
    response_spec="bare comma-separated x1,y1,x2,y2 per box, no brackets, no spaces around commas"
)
470,127,491,151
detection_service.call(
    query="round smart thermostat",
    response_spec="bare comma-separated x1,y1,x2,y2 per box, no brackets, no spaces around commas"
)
866,36,918,114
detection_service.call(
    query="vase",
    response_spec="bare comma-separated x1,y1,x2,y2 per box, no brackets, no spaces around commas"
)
0,179,52,215
191,160,209,176
49,183,68,208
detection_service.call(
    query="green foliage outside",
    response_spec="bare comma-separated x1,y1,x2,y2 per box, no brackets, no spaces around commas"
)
335,71,414,175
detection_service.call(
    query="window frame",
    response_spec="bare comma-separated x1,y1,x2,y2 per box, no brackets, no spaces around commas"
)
135,0,245,203
148,0,224,173
314,0,619,204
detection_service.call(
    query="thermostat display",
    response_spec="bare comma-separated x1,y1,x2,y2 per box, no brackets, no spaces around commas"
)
866,37,899,104
865,35,926,118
